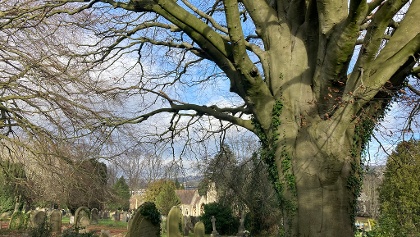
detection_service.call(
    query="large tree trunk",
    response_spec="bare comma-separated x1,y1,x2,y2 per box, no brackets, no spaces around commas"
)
266,109,360,236
250,13,363,234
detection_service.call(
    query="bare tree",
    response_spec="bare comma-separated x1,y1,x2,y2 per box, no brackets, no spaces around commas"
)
0,0,124,209
2,0,420,236
0,0,129,156
108,149,166,189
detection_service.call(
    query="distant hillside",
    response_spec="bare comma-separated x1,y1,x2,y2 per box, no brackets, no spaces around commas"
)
176,175,204,189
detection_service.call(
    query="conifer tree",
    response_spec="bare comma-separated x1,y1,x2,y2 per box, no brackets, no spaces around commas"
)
376,140,420,236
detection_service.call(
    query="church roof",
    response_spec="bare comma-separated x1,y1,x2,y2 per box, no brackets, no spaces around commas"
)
175,189,197,205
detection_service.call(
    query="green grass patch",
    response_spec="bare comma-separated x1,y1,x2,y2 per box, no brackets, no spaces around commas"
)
61,216,127,228
97,219,127,228
62,216,70,224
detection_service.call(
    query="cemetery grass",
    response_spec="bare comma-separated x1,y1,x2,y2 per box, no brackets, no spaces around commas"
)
0,218,129,237
61,217,128,228
62,217,128,236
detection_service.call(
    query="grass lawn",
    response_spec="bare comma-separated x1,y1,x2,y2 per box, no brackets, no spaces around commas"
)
95,219,128,228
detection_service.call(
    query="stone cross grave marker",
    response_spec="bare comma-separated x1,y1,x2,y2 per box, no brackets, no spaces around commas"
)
211,216,219,237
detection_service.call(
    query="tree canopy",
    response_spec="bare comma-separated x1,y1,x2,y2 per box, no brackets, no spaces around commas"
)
143,179,180,215
1,0,420,236
66,159,109,212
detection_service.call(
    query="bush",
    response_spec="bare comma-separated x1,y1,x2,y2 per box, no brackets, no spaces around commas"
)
200,202,239,235
138,202,161,226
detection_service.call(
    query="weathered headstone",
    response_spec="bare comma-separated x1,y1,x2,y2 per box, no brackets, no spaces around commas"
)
167,206,183,237
183,216,193,236
121,211,127,222
193,221,205,237
75,206,90,231
90,208,99,224
30,210,47,229
50,209,62,234
126,209,160,237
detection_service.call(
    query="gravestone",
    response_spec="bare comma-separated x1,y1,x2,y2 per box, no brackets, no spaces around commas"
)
183,216,193,236
103,210,109,219
112,211,120,221
91,208,99,224
75,206,90,231
50,209,62,234
167,206,182,237
193,221,205,237
210,216,220,237
30,210,47,229
79,216,90,231
126,208,160,237
121,211,127,222
237,212,246,237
